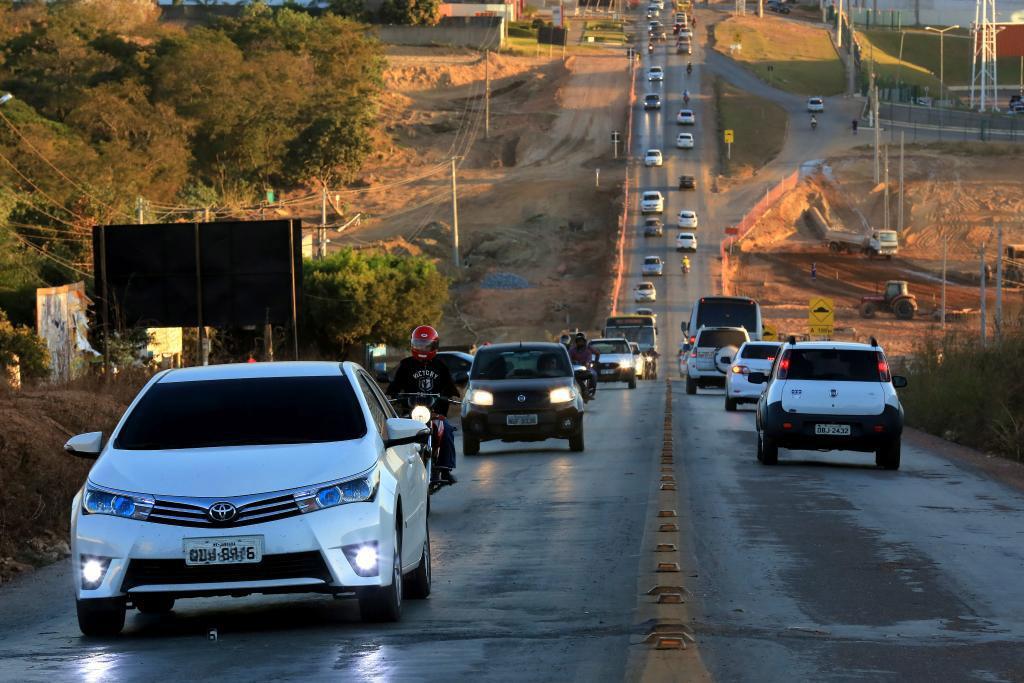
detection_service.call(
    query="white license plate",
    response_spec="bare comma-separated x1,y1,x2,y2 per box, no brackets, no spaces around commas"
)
184,536,264,566
600,369,617,375
815,424,851,436
507,414,538,426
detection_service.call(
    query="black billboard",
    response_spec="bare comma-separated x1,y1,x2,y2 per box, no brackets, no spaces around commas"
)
93,220,301,329
538,26,568,46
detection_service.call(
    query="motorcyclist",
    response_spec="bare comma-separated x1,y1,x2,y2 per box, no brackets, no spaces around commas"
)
683,89,690,104
686,61,693,75
386,325,460,483
567,332,599,397
681,255,691,272
810,114,818,130
559,333,572,348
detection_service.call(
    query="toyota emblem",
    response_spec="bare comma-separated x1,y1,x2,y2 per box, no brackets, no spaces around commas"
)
208,502,237,523
517,394,527,403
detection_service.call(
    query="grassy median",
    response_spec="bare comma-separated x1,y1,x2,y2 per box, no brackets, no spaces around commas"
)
714,15,845,95
714,77,787,176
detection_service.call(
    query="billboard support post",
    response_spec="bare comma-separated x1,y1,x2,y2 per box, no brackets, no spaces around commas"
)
100,225,110,378
194,223,208,367
289,220,300,360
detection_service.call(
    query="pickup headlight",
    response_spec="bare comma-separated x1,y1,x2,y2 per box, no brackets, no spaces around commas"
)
549,386,575,403
618,359,633,369
469,389,494,406
82,484,154,521
295,470,379,513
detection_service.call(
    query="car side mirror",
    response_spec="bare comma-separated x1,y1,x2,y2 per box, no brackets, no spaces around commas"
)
383,418,430,449
680,321,688,334
65,431,103,459
748,372,768,385
892,375,908,388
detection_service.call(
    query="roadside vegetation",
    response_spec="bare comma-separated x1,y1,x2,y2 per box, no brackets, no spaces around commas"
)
714,15,845,95
582,19,627,44
713,78,788,177
902,323,1024,462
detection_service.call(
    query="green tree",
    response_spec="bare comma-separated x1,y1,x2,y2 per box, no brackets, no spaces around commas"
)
379,0,441,25
0,308,49,379
284,97,374,186
303,250,448,358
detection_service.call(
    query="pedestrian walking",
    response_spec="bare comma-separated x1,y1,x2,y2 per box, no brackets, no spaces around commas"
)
852,119,859,135
811,262,817,280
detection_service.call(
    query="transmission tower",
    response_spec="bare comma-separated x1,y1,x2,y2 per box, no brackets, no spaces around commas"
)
970,0,1000,111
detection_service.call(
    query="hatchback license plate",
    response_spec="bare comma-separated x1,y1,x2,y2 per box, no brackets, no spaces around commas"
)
507,414,538,426
600,369,617,375
184,536,263,566
815,424,851,436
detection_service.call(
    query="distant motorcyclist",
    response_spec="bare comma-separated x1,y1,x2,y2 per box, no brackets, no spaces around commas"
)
681,255,691,272
683,89,690,104
567,332,599,397
387,325,460,483
686,61,693,75
810,114,818,130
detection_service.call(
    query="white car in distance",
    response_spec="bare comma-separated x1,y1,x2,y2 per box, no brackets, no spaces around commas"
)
634,281,657,302
644,149,664,166
676,109,695,125
676,232,697,252
676,132,694,148
66,361,432,635
640,191,664,214
642,255,664,276
648,66,665,82
677,209,698,228
807,96,825,113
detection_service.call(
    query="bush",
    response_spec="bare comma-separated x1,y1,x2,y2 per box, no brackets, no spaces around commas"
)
0,309,49,380
531,17,547,29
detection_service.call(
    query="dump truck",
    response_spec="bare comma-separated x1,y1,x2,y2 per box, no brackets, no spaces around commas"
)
824,228,899,259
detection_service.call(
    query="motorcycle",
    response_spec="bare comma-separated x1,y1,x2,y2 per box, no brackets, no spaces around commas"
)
682,261,691,274
811,116,818,131
648,42,655,54
573,364,597,403
390,392,460,495
686,62,693,75
683,92,690,105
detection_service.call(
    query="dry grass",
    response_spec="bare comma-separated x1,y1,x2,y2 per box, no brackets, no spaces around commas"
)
714,77,788,176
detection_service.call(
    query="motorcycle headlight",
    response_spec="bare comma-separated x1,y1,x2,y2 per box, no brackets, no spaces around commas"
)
410,405,431,424
295,469,379,514
549,386,575,403
82,484,154,521
469,389,494,406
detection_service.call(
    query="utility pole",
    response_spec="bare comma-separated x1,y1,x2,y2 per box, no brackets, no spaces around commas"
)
898,131,905,232
883,145,890,230
941,237,947,330
451,157,461,268
837,0,843,48
925,25,959,104
995,223,1003,341
318,186,327,260
980,242,987,346
136,196,144,225
484,50,491,140
873,83,881,183
264,309,274,362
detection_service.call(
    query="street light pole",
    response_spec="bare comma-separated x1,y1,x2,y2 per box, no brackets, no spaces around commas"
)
925,25,960,104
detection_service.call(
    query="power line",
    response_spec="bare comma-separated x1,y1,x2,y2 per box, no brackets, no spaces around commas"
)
0,148,92,227
7,230,92,277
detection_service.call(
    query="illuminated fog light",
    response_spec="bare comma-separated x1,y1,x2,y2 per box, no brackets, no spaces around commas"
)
343,542,380,577
354,546,378,572
80,556,110,589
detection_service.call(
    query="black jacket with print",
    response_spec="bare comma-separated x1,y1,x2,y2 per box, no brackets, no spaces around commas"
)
386,356,459,416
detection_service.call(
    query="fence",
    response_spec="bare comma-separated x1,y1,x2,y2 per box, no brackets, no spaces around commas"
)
376,19,505,49
878,101,1024,143
719,170,800,294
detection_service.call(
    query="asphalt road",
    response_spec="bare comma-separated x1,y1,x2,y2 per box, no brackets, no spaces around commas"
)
623,11,1024,682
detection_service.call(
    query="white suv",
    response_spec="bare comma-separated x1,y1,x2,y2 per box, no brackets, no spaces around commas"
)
807,96,825,112
640,191,664,214
724,341,781,411
685,326,750,394
751,339,907,469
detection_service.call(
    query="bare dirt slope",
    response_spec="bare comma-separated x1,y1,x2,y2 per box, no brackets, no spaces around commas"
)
334,49,630,344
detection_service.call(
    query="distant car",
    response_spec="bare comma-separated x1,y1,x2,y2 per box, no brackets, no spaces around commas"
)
647,66,665,82
1009,102,1024,114
807,96,825,113
644,149,664,167
1010,94,1023,109
589,338,638,389
647,8,659,18
642,256,665,277
915,96,933,107
634,308,657,321
436,350,473,388
677,209,698,228
643,217,664,237
678,175,696,190
640,191,664,214
767,0,791,13
629,341,647,380
676,40,692,55
676,232,697,252
634,281,657,303
752,339,908,469
677,28,693,40
676,132,694,148
685,326,750,394
644,93,662,110
724,341,781,411
676,109,695,125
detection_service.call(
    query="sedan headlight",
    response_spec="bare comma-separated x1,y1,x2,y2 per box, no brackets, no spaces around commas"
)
549,386,575,403
618,359,633,369
469,389,494,406
82,484,154,521
295,469,379,514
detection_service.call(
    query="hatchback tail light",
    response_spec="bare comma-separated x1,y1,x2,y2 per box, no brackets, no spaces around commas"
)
777,350,791,379
876,352,891,382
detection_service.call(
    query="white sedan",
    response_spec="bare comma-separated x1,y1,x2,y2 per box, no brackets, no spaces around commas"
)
676,232,698,252
647,66,665,82
644,149,664,166
640,190,664,214
677,209,698,228
67,361,432,635
634,281,657,302
807,96,825,113
642,255,664,276
676,132,694,148
676,109,695,125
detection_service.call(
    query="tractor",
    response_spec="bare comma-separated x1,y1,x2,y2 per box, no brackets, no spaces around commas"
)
1005,244,1024,285
859,280,918,320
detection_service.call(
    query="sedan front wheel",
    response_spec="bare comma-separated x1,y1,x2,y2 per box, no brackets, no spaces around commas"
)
359,531,403,622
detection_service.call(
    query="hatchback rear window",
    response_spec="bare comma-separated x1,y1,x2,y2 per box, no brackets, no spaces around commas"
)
740,343,780,360
786,349,879,381
697,330,747,348
115,376,366,450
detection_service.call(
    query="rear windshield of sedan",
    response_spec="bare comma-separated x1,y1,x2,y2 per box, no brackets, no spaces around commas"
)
786,349,879,382
115,376,366,450
740,343,780,360
697,330,747,348
471,349,572,380
590,340,631,354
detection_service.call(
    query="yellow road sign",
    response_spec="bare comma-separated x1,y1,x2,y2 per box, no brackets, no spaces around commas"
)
762,323,778,341
808,296,834,336
724,129,734,144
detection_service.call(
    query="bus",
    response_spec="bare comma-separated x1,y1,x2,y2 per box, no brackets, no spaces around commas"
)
682,296,762,347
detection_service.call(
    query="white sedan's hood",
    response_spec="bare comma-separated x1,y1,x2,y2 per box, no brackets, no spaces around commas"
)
88,437,378,498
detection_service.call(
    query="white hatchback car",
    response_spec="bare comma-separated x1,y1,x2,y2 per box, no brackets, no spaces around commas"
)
640,190,664,214
807,96,825,112
677,209,698,228
66,362,432,635
648,66,665,82
634,281,657,302
642,255,664,276
676,132,694,148
676,232,697,251
725,341,781,411
644,149,664,166
676,109,695,125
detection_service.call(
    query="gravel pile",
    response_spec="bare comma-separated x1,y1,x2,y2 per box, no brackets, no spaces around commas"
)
481,272,531,290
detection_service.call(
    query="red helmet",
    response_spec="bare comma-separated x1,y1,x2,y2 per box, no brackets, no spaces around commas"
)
410,325,439,360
